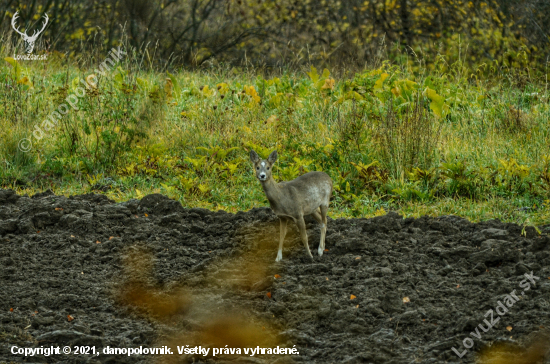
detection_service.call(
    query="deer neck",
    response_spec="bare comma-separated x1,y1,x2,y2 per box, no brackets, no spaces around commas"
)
260,176,281,205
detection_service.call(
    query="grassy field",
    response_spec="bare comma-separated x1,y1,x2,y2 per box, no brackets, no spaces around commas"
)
1,43,549,227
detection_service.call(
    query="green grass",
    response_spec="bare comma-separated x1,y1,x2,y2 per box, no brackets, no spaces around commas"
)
1,44,549,227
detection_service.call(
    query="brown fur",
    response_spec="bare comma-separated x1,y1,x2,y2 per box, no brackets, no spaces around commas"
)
250,150,333,261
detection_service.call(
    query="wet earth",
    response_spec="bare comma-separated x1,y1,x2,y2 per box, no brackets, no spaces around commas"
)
1,188,550,364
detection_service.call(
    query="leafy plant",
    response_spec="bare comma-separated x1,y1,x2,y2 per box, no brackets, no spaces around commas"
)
374,95,442,180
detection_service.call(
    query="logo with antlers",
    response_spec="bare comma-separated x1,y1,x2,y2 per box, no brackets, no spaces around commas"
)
11,11,49,54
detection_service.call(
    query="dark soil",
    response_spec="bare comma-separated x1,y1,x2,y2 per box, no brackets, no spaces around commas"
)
1,188,550,364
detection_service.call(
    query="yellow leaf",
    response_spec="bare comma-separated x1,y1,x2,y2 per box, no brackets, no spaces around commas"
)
202,85,214,97
403,297,410,303
4,57,22,79
350,294,357,300
244,85,260,103
424,87,449,118
266,115,277,124
506,326,512,331
321,78,335,90
307,66,319,83
217,82,229,95
374,73,389,92
17,76,33,88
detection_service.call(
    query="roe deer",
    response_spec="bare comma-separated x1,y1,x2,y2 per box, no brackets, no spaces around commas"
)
249,150,333,261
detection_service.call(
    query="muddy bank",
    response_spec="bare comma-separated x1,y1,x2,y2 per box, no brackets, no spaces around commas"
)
1,188,550,363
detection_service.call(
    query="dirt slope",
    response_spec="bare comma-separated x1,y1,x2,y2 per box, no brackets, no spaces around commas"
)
1,189,550,364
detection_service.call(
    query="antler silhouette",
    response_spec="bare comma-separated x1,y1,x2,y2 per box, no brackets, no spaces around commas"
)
11,11,49,53
29,13,49,40
11,11,27,37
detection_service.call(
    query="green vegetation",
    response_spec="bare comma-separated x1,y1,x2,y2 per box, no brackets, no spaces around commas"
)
1,42,549,227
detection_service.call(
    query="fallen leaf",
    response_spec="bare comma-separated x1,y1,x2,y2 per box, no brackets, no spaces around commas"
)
55,207,63,211
37,231,40,233
145,213,148,217
350,294,356,300
10,308,13,312
456,284,460,288
274,274,281,279
70,235,75,238
403,297,410,303
355,305,359,308
67,315,74,322
96,240,101,244
326,277,329,281
324,249,329,252
266,292,272,298
355,256,361,260
34,310,38,314
109,236,114,240
506,326,513,331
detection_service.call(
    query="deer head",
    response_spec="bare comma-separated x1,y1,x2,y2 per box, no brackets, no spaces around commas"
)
11,11,49,54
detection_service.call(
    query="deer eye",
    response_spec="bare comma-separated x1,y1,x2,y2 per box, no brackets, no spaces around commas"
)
256,167,259,170
267,167,270,170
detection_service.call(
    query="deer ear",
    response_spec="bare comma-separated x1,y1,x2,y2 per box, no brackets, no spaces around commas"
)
250,150,260,163
268,150,278,164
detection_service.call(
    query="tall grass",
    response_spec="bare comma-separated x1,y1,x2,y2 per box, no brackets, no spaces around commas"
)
0,37,549,226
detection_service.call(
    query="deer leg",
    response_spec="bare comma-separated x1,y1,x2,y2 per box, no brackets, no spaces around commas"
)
276,217,288,262
296,216,313,260
310,210,325,256
319,205,328,255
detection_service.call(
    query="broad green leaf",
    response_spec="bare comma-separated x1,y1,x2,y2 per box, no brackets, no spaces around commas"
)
4,57,22,79
424,87,448,118
373,73,389,92
315,68,331,90
71,77,80,91
136,77,149,90
307,66,319,84
114,66,127,87
166,72,181,97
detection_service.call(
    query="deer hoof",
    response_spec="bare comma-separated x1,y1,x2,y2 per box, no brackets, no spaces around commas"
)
318,247,324,256
275,251,282,262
